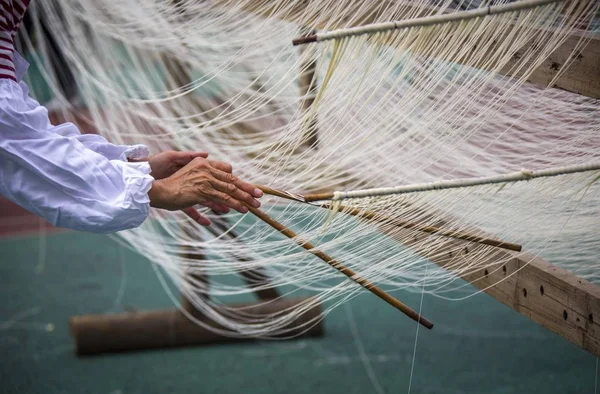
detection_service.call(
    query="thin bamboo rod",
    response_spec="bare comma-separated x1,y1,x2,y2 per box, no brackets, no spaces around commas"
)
245,204,434,329
292,0,561,45
304,162,600,201
258,185,306,202
304,191,335,202
317,202,522,252
256,185,522,252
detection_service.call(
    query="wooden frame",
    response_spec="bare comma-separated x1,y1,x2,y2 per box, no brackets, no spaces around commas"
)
216,0,600,355
402,229,600,357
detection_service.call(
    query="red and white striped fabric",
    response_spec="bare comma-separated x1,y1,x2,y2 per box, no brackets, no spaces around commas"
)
0,0,31,81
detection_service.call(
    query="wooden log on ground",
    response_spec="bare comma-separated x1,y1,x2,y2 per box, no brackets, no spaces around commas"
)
69,297,324,356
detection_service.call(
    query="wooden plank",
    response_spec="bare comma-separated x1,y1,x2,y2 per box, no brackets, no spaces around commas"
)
382,222,600,357
500,33,600,99
219,0,600,98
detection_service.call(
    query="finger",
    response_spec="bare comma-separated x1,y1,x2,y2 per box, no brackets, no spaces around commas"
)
207,190,249,214
182,207,211,226
201,201,231,214
213,203,230,213
212,169,263,199
208,160,233,173
176,151,209,165
211,178,260,208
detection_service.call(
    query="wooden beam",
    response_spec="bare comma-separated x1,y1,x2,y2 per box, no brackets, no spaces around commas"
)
500,32,600,99
381,218,600,357
218,0,600,98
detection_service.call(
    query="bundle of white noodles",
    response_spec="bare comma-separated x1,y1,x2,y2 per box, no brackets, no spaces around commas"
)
21,0,600,336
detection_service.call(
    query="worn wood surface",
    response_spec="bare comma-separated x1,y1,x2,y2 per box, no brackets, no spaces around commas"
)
500,32,600,99
380,218,600,357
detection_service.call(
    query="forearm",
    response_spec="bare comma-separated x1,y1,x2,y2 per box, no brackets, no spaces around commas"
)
148,179,170,210
1,86,154,233
0,156,153,233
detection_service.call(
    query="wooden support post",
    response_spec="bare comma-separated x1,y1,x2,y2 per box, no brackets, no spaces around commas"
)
179,225,211,318
298,32,320,148
208,216,282,301
238,269,282,300
180,271,211,318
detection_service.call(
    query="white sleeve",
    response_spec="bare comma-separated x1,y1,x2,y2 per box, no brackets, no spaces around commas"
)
0,80,154,234
18,76,151,162
50,125,152,162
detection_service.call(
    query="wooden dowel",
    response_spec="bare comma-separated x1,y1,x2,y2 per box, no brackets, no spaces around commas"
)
293,34,318,46
304,191,335,202
258,185,305,202
246,204,434,329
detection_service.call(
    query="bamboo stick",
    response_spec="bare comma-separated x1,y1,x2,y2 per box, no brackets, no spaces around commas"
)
304,162,600,201
318,202,522,252
245,204,434,329
303,191,334,202
258,185,305,202
292,0,561,45
256,185,522,252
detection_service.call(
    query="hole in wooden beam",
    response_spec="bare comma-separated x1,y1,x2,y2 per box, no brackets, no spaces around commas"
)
563,310,568,320
502,265,506,275
522,288,527,298
590,314,594,324
540,285,544,296
484,269,489,277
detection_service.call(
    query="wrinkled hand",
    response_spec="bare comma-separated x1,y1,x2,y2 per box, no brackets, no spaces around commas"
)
148,157,262,226
145,151,209,180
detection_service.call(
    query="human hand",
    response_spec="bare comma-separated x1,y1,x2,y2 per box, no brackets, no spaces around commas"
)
148,157,262,226
144,151,209,180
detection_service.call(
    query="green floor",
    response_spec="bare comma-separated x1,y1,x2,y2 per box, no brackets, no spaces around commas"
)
0,231,597,394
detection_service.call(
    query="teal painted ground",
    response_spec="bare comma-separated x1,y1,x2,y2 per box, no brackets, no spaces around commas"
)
0,231,597,394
